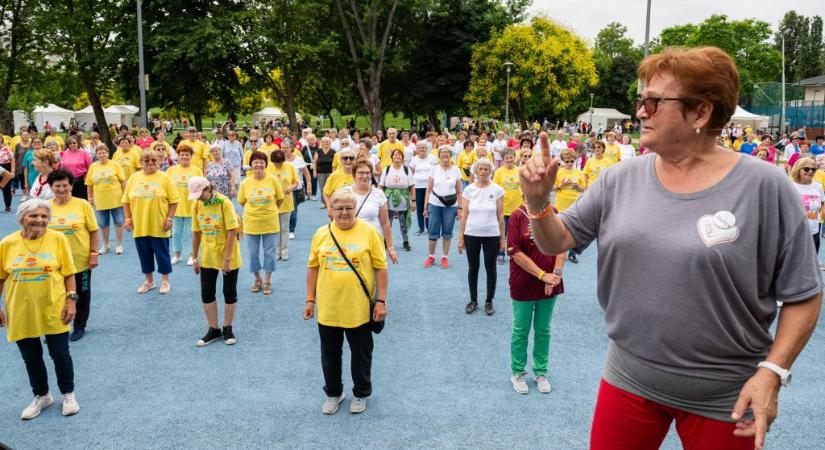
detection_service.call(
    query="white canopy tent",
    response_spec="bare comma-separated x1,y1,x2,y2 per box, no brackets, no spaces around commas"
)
576,108,631,132
12,111,30,131
107,105,139,127
21,104,75,131
74,106,120,131
252,107,287,125
730,105,769,130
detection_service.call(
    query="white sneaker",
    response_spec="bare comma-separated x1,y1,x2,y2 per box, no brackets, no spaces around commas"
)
281,250,289,261
98,246,109,255
171,255,181,265
186,256,195,266
349,397,367,414
62,392,80,416
534,375,552,394
322,393,345,415
115,245,124,255
511,373,529,394
21,393,53,420
289,232,295,240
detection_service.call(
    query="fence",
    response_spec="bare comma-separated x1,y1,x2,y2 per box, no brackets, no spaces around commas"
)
750,100,825,135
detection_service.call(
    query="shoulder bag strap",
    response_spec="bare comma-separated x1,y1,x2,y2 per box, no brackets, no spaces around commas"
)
355,188,372,217
327,224,372,302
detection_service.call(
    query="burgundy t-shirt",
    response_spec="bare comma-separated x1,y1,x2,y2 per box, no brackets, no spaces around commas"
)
506,205,564,301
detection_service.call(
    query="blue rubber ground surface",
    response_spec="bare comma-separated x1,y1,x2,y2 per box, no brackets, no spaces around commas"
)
0,193,823,450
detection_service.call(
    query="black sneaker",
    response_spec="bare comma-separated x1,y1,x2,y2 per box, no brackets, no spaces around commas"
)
69,327,85,342
465,301,478,314
416,230,425,236
403,241,411,251
222,326,237,345
196,327,222,347
484,302,495,316
568,254,578,264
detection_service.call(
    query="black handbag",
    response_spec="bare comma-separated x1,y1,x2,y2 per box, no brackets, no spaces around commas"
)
327,224,384,334
433,192,457,207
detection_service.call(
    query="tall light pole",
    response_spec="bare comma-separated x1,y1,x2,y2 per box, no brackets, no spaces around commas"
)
643,0,652,58
780,32,786,137
589,93,594,129
137,0,148,128
504,62,514,126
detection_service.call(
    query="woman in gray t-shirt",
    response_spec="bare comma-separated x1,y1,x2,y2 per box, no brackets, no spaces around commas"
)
520,47,821,450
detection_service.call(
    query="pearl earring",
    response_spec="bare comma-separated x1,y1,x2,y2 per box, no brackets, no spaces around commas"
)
695,128,701,134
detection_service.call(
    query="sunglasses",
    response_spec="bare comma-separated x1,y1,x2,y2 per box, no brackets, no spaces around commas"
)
562,159,575,163
801,167,816,174
341,156,355,161
141,158,158,163
635,96,690,116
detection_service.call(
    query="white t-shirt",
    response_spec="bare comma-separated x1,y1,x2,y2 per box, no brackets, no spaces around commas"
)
550,139,568,158
794,181,825,234
379,166,414,211
619,144,636,160
289,157,308,188
461,183,504,237
428,165,461,207
409,155,437,189
355,188,388,236
403,143,416,166
492,139,508,161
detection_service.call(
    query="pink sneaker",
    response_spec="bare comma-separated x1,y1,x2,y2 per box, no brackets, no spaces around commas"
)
441,256,449,269
423,256,436,268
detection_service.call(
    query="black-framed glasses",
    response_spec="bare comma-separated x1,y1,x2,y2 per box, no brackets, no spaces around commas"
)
341,156,355,161
801,167,816,174
635,96,690,116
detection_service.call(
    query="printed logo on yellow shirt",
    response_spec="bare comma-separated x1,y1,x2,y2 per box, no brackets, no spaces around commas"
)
93,169,116,185
10,253,55,282
134,181,162,199
172,173,192,188
321,244,362,272
249,188,275,206
500,175,519,191
50,214,82,236
196,213,223,236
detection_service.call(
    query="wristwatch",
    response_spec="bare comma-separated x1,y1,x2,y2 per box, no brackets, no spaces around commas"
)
67,292,80,302
757,361,792,386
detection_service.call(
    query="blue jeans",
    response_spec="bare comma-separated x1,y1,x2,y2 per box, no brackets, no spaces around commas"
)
247,233,278,273
16,332,74,396
95,207,125,228
172,217,191,254
289,191,299,233
415,188,428,232
135,237,172,274
427,204,458,240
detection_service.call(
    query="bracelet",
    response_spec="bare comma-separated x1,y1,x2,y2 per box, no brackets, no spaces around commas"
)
306,299,315,303
526,201,552,220
553,268,564,276
536,270,546,281
90,251,99,256
375,299,386,304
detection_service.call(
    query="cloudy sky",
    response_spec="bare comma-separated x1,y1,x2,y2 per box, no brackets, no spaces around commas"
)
528,0,821,45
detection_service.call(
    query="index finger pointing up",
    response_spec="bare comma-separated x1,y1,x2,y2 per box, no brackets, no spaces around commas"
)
538,131,550,158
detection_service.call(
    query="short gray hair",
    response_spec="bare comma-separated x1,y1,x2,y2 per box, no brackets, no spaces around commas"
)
17,198,51,227
473,157,494,173
329,187,358,208
338,147,355,158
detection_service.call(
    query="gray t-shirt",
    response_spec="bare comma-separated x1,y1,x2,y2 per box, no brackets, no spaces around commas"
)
559,153,822,419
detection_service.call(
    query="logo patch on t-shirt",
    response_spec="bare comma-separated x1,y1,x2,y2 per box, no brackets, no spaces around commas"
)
697,210,739,247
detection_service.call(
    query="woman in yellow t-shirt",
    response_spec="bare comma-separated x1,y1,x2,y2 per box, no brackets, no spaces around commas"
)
553,149,586,212
0,199,81,418
85,145,126,255
165,145,203,266
238,151,284,295
48,169,99,342
122,149,179,295
241,138,262,177
267,150,299,261
259,133,279,156
112,136,142,180
583,140,613,187
456,141,476,186
188,176,242,347
303,187,388,415
322,148,356,207
493,149,522,262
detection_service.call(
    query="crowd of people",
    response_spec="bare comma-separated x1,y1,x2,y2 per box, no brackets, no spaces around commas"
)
0,45,822,450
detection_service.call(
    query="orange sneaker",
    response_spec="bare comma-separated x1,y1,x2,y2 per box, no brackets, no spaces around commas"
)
423,255,436,268
440,256,449,269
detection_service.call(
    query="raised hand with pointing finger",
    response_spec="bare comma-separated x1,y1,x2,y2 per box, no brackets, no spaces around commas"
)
519,131,560,212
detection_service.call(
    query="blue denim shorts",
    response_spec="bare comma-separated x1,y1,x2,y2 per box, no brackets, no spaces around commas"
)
95,207,125,228
427,204,458,240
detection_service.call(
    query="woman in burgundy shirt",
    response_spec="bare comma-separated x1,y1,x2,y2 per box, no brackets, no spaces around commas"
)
506,203,566,395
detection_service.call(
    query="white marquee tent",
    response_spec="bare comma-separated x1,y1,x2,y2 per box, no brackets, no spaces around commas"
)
576,108,631,131
73,105,139,130
15,104,75,130
730,105,769,130
252,107,287,125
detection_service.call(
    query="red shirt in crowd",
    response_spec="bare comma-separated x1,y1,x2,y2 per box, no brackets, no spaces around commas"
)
507,205,564,301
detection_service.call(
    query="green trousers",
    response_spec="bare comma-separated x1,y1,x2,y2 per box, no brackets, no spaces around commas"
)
511,297,558,376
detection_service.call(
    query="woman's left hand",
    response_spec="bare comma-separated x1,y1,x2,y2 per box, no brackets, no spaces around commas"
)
387,247,398,264
61,300,77,324
499,237,506,253
221,258,231,275
163,217,173,231
373,302,387,321
410,201,416,212
89,254,99,269
731,368,781,450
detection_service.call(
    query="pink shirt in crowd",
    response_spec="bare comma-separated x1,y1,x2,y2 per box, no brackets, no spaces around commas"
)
60,149,92,178
136,137,155,149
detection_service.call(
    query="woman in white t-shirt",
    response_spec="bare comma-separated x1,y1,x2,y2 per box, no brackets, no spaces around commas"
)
352,159,398,264
379,148,416,251
457,157,505,316
410,142,437,235
285,147,312,240
790,158,825,252
618,134,636,161
423,145,462,269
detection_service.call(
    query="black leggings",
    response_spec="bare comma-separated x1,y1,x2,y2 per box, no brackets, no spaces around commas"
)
73,270,92,329
200,268,239,304
0,163,11,208
464,235,499,303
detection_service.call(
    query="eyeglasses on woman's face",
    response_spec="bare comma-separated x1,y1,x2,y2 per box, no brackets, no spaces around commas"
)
800,167,816,174
635,96,690,116
341,156,355,162
141,158,158,164
332,206,355,213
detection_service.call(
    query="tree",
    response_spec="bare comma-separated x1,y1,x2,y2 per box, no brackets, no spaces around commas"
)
466,17,598,129
775,11,825,82
592,22,643,114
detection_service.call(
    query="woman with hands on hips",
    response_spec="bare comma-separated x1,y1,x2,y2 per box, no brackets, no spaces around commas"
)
519,47,822,450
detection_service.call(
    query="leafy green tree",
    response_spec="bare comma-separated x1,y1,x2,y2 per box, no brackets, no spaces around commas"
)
778,12,824,81
466,16,598,130
592,22,643,114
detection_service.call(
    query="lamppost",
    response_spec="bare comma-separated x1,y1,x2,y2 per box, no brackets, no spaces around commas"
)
588,93,594,130
137,0,147,128
780,31,787,137
643,0,652,58
504,62,514,126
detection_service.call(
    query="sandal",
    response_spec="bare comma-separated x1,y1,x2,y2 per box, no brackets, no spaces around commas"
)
262,282,272,295
137,281,155,294
251,280,262,293
159,280,171,294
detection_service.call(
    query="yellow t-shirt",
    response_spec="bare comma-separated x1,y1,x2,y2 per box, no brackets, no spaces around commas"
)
112,148,142,180
323,169,355,197
121,170,179,238
308,220,388,328
238,175,285,235
554,166,586,212
165,164,203,218
84,161,125,211
180,139,209,170
48,198,99,272
332,151,341,171
0,229,76,342
584,158,612,185
456,150,476,182
604,143,622,163
378,140,405,168
259,143,279,156
492,166,522,216
267,162,299,213
242,150,264,177
45,135,65,151
191,193,242,270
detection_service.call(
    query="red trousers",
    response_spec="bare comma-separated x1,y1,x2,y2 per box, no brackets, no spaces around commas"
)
590,379,755,450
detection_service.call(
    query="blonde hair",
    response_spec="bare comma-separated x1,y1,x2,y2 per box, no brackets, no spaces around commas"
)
329,187,358,208
34,149,59,165
140,148,161,161
790,157,817,183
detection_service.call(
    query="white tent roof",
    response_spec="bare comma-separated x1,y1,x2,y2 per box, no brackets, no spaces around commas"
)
731,106,766,120
33,104,74,114
254,107,287,118
107,105,139,114
577,108,631,121
730,105,769,129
